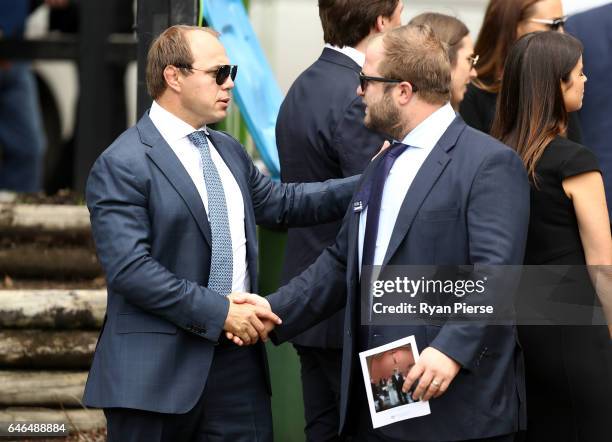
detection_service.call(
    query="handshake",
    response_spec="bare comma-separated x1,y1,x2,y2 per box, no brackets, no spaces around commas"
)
222,292,282,346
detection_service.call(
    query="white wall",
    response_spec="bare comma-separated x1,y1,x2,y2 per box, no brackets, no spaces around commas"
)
250,0,489,94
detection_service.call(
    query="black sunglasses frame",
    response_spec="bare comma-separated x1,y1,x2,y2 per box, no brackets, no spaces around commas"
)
175,64,238,85
359,73,418,92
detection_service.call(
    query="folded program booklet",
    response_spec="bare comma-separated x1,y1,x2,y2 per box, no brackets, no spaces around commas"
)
359,335,431,428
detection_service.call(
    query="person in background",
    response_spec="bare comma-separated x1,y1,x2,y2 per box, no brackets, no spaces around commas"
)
460,0,582,142
565,2,612,221
0,0,47,192
492,31,612,442
275,1,402,440
409,13,478,111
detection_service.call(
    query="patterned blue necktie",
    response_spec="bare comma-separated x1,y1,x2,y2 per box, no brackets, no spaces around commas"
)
188,131,233,296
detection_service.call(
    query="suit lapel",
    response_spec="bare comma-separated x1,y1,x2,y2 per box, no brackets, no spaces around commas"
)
381,117,467,266
138,114,213,247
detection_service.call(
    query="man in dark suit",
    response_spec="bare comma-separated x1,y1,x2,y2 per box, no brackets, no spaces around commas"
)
391,369,407,404
565,2,612,220
236,24,530,441
83,25,357,442
275,1,401,439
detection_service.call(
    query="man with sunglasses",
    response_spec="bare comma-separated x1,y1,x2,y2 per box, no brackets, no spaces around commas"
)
255,24,530,441
275,2,401,440
82,25,357,442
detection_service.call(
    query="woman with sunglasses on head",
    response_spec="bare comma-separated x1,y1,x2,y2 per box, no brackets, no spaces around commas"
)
459,0,582,142
492,31,612,442
408,13,478,110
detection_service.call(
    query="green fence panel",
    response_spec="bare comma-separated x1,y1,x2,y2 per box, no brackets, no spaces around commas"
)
258,226,305,442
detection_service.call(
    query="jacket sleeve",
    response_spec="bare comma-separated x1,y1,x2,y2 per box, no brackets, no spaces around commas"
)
243,144,360,228
267,205,353,343
86,152,229,343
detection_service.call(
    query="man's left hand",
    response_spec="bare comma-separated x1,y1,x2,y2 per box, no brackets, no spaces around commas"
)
402,347,461,401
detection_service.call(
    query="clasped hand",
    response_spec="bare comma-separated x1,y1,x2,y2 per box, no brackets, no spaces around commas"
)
223,292,281,346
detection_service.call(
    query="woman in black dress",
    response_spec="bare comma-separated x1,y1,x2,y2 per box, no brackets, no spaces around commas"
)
460,0,582,142
492,31,612,442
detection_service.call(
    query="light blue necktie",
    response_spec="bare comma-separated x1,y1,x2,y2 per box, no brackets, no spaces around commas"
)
188,131,233,296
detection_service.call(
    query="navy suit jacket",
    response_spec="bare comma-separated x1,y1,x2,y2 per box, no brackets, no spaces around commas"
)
566,4,612,219
82,112,357,413
276,48,388,348
268,117,530,441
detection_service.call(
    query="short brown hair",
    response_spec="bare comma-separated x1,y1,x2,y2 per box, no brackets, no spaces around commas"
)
378,24,451,105
146,25,220,99
318,0,399,47
409,13,469,67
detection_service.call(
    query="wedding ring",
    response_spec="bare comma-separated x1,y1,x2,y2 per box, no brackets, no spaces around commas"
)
431,379,441,388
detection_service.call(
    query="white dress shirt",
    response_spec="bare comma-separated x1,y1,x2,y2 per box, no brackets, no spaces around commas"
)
325,43,365,68
149,101,250,293
358,103,457,269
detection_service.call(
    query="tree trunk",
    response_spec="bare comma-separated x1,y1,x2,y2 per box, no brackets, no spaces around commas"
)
0,245,102,279
0,289,106,329
0,204,90,234
0,371,88,407
0,331,98,368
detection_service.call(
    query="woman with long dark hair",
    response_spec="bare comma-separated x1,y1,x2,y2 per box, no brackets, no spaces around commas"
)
460,0,582,142
492,31,612,441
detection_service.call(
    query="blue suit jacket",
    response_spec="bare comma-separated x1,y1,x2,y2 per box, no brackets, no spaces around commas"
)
82,112,357,413
276,48,388,348
268,117,530,440
566,4,612,219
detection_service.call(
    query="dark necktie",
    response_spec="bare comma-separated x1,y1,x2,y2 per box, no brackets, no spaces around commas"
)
361,142,411,269
188,131,233,296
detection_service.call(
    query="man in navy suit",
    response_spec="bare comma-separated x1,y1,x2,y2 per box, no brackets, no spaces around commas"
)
565,2,612,220
237,24,530,441
275,1,401,439
83,25,357,442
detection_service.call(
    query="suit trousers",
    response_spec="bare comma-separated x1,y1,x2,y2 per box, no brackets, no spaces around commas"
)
104,344,272,442
294,344,344,442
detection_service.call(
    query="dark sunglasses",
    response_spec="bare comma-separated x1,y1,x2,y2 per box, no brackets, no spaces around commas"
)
175,64,238,85
359,72,418,92
529,15,568,31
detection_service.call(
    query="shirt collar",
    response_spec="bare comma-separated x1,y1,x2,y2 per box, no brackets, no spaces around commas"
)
324,44,365,68
149,100,209,144
400,103,456,152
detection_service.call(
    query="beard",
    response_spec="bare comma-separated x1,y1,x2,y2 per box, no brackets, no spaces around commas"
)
364,91,405,141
